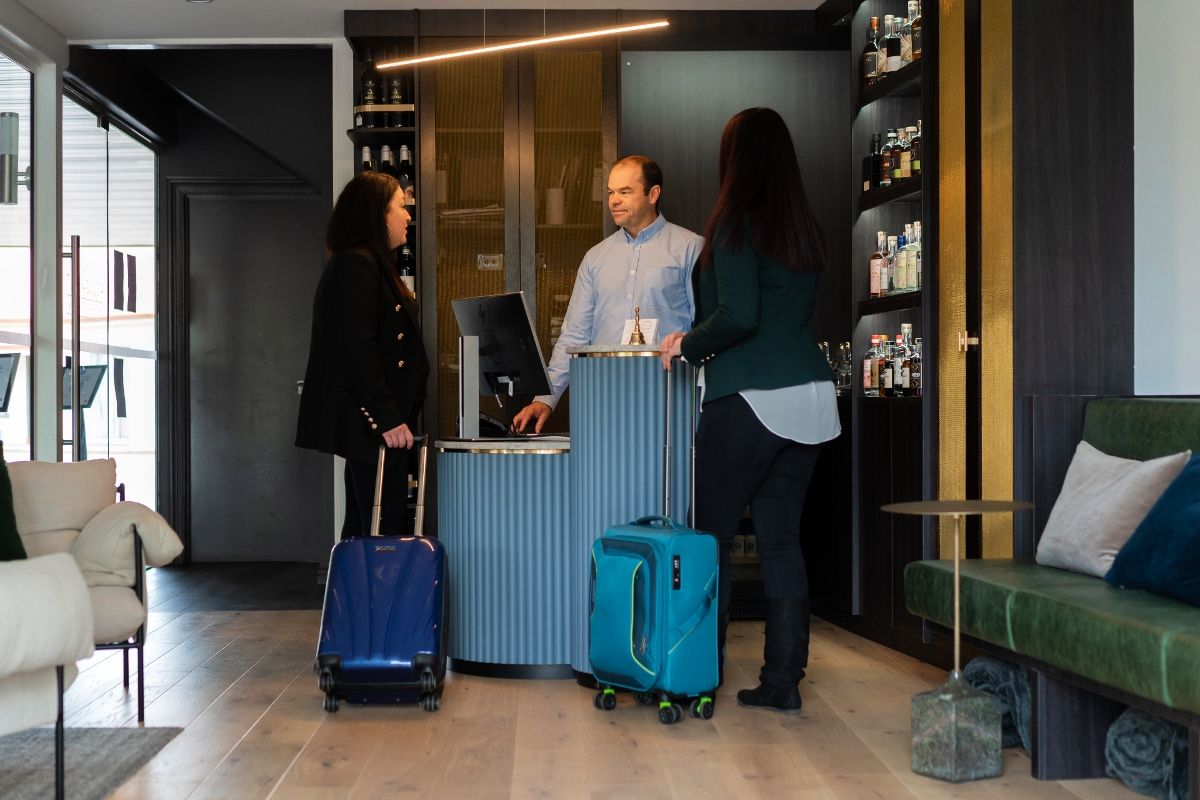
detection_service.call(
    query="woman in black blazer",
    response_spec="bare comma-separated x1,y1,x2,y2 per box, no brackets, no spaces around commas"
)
296,170,430,538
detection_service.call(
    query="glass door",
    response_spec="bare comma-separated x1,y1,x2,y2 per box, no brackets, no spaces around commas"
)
61,97,157,505
0,54,32,460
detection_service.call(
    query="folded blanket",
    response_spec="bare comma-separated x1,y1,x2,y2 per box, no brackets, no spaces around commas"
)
1105,709,1189,800
962,656,1031,751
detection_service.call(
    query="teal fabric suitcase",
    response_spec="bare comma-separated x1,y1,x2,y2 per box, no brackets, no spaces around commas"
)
589,515,719,723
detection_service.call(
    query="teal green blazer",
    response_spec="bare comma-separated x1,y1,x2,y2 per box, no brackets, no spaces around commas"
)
679,239,833,403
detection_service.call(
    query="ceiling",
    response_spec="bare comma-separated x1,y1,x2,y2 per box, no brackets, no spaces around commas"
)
24,0,826,42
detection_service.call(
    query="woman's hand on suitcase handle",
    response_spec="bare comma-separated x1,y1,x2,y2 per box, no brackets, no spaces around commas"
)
660,331,684,371
383,423,414,449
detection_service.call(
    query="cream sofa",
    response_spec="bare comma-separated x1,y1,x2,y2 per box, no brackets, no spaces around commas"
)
0,552,94,799
8,458,184,721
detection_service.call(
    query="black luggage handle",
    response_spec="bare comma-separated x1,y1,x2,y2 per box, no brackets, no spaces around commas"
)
371,435,429,538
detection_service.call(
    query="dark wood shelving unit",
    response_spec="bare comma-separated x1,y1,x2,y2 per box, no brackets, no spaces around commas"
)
345,127,417,147
856,174,921,215
856,59,922,109
859,291,921,316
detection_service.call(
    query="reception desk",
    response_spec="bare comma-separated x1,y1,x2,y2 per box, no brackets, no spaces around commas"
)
567,345,695,673
436,437,573,678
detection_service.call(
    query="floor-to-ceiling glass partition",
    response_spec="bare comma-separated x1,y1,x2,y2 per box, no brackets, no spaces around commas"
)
0,54,32,460
61,96,157,505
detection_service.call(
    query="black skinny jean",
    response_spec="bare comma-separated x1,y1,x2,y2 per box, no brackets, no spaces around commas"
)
693,393,822,685
342,451,414,539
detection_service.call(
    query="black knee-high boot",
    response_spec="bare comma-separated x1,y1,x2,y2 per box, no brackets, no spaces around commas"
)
737,598,810,713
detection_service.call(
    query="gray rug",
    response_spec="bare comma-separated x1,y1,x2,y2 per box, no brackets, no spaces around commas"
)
0,726,181,800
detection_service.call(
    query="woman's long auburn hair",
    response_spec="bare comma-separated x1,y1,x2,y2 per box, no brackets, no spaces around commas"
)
325,170,402,267
699,107,827,273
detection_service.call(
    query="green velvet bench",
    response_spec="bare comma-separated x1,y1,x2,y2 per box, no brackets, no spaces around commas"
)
904,397,1200,791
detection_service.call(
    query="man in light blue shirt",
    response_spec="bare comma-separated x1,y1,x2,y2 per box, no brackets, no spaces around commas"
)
512,155,702,433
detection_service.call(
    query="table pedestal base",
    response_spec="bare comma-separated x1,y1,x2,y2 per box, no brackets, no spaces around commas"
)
911,674,1003,782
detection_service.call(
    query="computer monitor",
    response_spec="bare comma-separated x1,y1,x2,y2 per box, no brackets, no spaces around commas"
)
451,292,551,430
0,353,19,413
61,364,107,410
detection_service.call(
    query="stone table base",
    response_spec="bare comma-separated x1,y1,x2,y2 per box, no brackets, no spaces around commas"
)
911,673,1003,782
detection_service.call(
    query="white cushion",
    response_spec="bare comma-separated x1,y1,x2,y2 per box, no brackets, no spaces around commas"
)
1036,441,1191,577
8,458,116,536
21,528,81,558
90,585,146,645
72,501,183,586
0,664,79,738
0,553,95,677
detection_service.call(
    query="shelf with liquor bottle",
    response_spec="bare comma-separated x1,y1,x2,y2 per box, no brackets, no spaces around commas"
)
840,0,938,653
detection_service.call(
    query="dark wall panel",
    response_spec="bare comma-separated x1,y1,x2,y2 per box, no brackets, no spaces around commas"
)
620,50,851,344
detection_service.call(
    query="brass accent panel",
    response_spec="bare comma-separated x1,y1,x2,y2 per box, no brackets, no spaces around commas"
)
938,0,967,557
981,0,1015,557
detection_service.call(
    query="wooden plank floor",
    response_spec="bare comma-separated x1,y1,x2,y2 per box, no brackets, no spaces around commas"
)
61,605,1140,799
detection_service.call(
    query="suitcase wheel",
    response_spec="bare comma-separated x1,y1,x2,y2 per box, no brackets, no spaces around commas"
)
420,669,438,694
317,669,335,694
323,693,340,713
420,692,440,712
657,701,683,725
690,696,714,720
633,691,655,706
593,688,617,711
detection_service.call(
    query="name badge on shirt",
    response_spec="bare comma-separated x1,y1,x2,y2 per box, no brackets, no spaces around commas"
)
621,317,659,345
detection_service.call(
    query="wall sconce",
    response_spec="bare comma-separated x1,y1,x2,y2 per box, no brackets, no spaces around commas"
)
1,111,32,205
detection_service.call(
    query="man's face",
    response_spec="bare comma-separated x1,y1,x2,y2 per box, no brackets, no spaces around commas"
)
607,163,660,233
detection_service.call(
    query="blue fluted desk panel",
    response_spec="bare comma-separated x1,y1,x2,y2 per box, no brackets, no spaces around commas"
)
568,354,695,672
438,447,572,666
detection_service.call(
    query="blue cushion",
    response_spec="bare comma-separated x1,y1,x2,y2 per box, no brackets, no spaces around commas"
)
1107,455,1200,606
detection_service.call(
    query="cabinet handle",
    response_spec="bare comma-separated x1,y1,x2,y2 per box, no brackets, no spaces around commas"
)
957,331,980,353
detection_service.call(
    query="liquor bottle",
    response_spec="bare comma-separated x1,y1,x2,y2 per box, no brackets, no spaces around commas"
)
911,337,923,396
862,16,882,92
912,220,923,288
880,336,895,397
888,128,902,183
398,245,416,294
901,15,913,64
910,121,922,176
912,2,923,62
869,231,887,298
863,335,882,397
901,223,916,290
904,2,919,63
378,145,397,178
360,145,374,172
886,16,903,74
894,232,908,292
397,145,415,205
879,129,897,189
886,235,899,294
879,16,894,77
358,48,382,128
863,132,881,193
891,334,908,395
385,57,405,127
897,324,915,395
899,128,913,179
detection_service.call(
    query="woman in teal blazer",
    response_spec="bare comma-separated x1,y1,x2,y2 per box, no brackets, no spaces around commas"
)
661,108,841,714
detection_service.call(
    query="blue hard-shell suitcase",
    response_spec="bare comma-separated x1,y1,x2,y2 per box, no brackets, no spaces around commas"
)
588,368,719,724
315,439,447,712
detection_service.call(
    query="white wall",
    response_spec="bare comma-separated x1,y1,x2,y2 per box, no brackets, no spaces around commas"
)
1135,0,1200,395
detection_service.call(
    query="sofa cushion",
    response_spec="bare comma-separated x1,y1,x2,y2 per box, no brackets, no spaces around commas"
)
1106,455,1200,606
89,585,146,645
0,553,94,678
0,665,80,739
73,502,183,586
1083,398,1200,461
0,443,26,561
8,458,116,542
20,528,81,559
904,559,1200,715
1035,442,1189,577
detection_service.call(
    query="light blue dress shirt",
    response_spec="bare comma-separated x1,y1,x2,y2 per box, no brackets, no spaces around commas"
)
537,214,702,408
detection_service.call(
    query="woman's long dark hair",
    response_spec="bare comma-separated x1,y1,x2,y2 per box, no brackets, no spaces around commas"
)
699,107,827,273
325,170,402,265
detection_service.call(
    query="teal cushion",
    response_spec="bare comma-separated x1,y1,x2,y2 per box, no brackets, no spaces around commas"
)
0,442,26,561
1106,455,1200,606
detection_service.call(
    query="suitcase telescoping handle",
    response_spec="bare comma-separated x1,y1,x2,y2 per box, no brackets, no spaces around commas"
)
661,365,698,526
370,435,429,538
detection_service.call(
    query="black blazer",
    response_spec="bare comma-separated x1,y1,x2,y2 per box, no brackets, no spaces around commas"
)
295,249,429,463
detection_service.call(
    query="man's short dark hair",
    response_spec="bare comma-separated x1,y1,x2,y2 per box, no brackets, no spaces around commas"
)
613,155,663,203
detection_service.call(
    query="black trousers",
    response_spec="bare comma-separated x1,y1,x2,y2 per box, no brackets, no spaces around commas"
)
694,393,822,686
342,452,413,539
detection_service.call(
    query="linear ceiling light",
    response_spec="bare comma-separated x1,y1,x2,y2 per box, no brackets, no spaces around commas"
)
377,20,669,69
